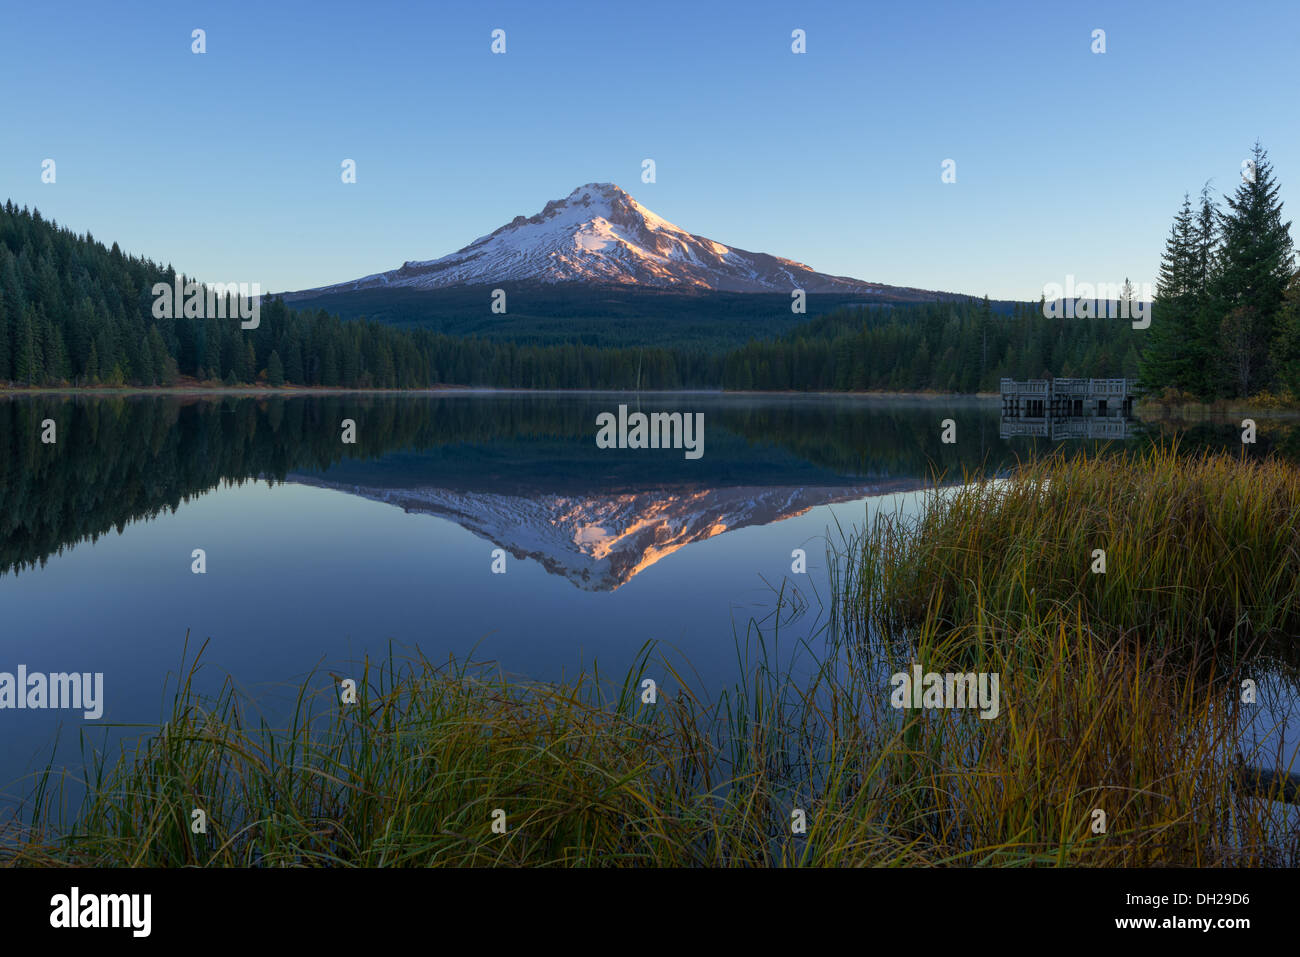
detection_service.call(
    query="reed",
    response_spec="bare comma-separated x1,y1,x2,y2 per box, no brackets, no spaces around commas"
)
851,444,1300,664
4,448,1298,867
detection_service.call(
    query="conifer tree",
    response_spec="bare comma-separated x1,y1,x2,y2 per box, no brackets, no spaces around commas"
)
135,334,155,385
1274,270,1300,396
267,350,285,387
0,292,9,380
1210,143,1295,396
1139,194,1199,393
42,318,68,383
15,305,37,385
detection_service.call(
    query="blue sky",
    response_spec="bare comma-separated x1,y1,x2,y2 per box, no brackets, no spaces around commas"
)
1,0,1296,300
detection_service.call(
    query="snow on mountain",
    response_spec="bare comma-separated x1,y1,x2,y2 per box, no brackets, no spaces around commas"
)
290,183,904,296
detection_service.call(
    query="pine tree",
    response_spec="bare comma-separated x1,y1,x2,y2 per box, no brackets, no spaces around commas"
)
1140,194,1199,393
95,332,116,383
978,295,992,388
134,334,155,386
1192,183,1218,295
15,305,37,385
0,292,9,381
1188,184,1223,398
1274,270,1300,396
284,341,303,384
42,318,69,383
266,350,285,387
148,327,170,384
1209,143,1295,396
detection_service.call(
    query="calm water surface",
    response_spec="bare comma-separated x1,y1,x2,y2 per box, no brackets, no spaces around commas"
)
0,392,1295,807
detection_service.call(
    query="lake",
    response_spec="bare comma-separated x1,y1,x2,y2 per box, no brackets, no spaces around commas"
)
0,392,1295,812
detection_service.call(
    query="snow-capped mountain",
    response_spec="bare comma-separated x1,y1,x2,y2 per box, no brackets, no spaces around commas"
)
288,183,925,297
288,475,930,591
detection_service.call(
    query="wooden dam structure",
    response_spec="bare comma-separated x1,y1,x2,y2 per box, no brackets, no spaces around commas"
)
999,378,1138,440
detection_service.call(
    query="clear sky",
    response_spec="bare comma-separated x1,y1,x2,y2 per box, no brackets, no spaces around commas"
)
2,0,1296,300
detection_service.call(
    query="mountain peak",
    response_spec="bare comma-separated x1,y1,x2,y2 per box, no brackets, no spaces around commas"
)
289,183,907,296
525,182,644,231
568,182,627,197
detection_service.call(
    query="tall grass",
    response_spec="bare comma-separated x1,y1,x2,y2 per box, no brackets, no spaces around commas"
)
4,447,1299,867
850,444,1300,662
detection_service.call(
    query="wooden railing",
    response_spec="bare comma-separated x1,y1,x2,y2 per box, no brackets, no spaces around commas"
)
1000,378,1137,397
1000,378,1049,395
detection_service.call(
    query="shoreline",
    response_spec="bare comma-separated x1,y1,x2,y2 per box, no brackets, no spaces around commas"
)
0,384,1003,400
2,383,1299,415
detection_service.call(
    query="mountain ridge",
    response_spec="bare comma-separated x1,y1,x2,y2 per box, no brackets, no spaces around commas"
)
283,183,952,300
